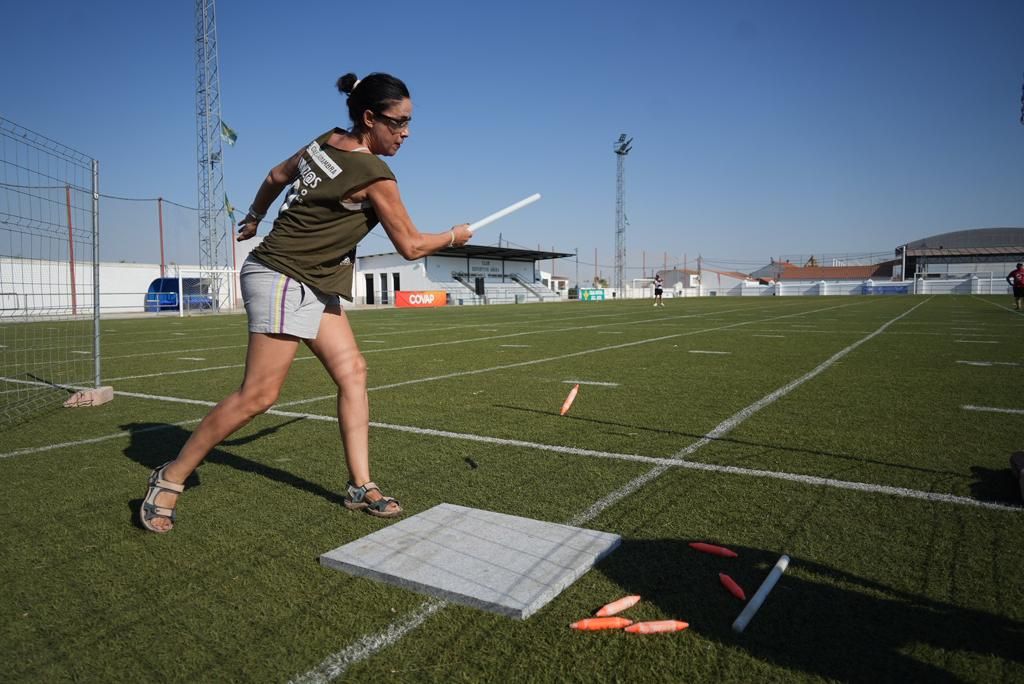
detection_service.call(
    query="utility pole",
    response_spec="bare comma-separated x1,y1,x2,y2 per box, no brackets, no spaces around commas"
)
575,247,579,296
613,134,633,299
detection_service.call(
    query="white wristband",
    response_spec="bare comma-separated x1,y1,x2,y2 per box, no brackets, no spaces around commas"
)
448,230,456,247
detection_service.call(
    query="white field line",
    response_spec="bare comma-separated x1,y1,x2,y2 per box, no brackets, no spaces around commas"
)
750,328,871,335
563,380,619,387
956,361,1019,367
100,307,756,382
962,405,1024,415
177,357,206,361
96,323,453,352
277,302,867,408
99,330,247,349
104,360,302,382
104,344,246,360
98,322,243,339
689,350,731,355
0,418,202,459
750,329,1015,340
954,340,998,344
500,344,531,348
944,332,1015,337
288,600,447,684
900,320,981,326
975,296,1024,316
753,334,785,338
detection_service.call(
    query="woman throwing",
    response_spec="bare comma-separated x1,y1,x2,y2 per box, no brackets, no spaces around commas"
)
141,72,472,532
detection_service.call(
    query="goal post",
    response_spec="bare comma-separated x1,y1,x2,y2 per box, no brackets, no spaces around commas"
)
0,117,109,426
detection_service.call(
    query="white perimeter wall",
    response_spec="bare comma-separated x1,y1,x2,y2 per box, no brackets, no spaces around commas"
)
0,258,241,316
5,255,1012,318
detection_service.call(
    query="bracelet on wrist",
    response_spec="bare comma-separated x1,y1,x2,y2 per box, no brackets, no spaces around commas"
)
448,230,456,247
247,205,266,221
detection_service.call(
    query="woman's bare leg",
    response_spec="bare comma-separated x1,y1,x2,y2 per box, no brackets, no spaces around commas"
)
146,332,299,531
306,307,399,513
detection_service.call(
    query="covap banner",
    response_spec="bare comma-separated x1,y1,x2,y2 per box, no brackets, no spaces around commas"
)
395,290,447,308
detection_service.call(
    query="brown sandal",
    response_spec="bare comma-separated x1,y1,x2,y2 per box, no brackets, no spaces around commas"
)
343,481,403,519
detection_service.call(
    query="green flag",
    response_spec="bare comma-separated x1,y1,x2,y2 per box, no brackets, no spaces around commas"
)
224,193,237,222
220,121,238,146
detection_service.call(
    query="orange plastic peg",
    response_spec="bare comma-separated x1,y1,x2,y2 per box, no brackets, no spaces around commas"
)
595,595,641,617
560,384,580,416
689,542,738,558
570,617,634,631
624,620,689,634
719,573,747,601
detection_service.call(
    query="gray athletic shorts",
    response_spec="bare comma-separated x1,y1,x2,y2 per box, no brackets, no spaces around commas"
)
240,257,340,340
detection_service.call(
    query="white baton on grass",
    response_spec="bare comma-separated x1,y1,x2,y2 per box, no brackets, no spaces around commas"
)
731,554,790,634
467,193,542,233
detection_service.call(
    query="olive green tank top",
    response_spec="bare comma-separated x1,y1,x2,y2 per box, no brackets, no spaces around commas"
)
250,128,396,300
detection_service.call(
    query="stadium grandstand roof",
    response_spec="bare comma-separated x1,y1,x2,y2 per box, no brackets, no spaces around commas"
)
901,227,1024,256
361,245,574,261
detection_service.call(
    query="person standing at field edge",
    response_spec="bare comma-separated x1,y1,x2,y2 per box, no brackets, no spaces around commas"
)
653,273,665,307
140,72,473,533
1007,262,1024,311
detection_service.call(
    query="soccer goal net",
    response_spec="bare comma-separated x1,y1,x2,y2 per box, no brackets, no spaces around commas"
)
0,117,103,426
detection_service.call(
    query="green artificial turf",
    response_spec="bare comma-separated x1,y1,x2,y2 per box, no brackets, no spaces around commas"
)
1,295,1022,682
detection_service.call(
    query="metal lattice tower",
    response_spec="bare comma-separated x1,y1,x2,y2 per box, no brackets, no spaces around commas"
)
613,134,633,297
195,0,229,306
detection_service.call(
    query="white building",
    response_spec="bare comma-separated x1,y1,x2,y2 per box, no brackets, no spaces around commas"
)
356,245,572,305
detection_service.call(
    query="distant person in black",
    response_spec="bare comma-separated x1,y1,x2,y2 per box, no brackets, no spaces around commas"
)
1007,262,1024,311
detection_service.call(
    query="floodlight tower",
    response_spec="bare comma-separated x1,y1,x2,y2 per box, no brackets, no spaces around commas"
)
195,0,229,307
613,134,633,298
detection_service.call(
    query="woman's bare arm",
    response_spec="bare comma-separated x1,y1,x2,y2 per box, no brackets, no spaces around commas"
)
236,149,303,241
365,179,470,259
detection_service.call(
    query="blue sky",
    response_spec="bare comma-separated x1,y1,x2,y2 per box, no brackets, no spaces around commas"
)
3,0,1022,277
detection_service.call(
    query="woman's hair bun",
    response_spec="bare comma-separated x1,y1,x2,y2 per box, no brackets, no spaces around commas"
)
337,73,359,95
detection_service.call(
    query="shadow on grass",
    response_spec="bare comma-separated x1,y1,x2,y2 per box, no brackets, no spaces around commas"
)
122,419,345,530
0,381,71,431
495,403,972,480
968,463,1022,503
597,539,1023,681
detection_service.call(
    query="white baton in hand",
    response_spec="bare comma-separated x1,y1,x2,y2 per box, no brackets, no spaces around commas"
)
467,193,542,233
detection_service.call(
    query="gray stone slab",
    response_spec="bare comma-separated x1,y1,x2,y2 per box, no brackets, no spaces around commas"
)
319,503,620,619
